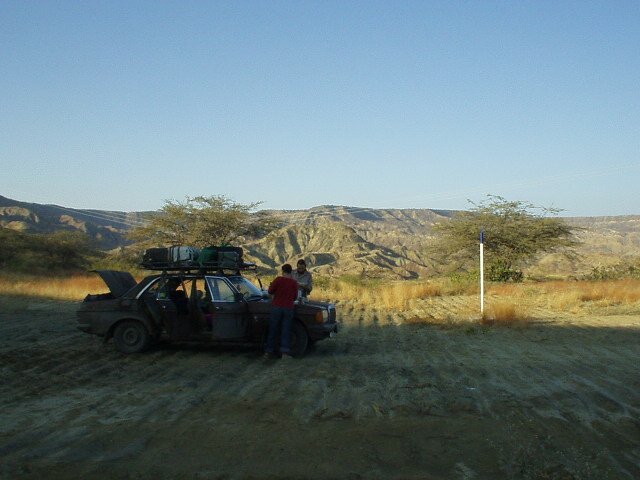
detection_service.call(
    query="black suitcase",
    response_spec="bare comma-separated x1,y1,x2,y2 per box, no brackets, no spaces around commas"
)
218,246,242,260
142,247,169,268
217,246,243,269
199,245,244,269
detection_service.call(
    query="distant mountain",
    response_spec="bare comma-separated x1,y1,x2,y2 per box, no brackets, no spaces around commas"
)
0,195,147,249
1,195,639,278
244,206,452,278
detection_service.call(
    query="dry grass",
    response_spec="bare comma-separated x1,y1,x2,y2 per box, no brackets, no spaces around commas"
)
481,301,531,326
545,290,584,313
485,283,524,298
537,279,640,311
484,279,640,311
315,279,442,310
0,275,107,302
1,273,639,317
390,278,640,326
577,280,640,303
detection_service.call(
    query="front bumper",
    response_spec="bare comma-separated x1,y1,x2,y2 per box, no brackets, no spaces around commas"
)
308,321,338,341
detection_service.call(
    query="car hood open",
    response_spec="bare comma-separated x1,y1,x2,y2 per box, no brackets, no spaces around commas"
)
93,270,137,298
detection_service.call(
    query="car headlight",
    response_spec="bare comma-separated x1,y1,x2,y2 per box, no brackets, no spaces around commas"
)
315,310,329,323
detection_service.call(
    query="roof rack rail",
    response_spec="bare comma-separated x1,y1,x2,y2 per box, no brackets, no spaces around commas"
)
140,261,257,273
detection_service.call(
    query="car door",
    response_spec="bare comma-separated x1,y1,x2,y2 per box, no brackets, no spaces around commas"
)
137,277,181,337
205,276,249,339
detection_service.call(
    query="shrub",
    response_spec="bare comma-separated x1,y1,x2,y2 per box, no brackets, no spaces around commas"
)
0,229,96,275
584,260,640,281
481,301,531,326
486,260,523,282
91,247,147,276
444,271,480,295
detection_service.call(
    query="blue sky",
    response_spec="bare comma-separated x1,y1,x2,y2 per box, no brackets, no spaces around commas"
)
1,1,638,216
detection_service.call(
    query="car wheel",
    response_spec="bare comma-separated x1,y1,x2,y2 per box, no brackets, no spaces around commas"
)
290,321,309,358
113,320,151,354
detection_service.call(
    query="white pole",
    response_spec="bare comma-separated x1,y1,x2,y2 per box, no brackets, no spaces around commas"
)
480,230,485,314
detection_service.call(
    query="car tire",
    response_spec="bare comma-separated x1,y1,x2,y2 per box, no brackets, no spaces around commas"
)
113,320,151,354
290,321,309,358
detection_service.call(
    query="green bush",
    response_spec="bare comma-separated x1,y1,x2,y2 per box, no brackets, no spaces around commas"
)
336,274,384,287
0,228,96,275
446,270,480,294
584,260,640,281
91,247,144,273
486,260,523,282
312,275,332,290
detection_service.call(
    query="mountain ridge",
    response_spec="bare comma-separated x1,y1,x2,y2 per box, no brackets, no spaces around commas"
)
1,194,639,278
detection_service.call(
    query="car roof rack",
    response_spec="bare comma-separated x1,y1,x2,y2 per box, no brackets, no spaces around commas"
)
140,261,257,274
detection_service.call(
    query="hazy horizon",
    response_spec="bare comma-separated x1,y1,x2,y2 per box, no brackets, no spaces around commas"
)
3,192,639,219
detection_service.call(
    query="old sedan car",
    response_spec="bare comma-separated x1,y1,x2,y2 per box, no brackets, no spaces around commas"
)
77,269,338,356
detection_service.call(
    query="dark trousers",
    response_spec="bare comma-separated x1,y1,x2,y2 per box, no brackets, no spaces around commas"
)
266,306,293,354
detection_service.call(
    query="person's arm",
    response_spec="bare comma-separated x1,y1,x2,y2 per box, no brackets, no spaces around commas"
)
268,277,278,295
299,272,312,293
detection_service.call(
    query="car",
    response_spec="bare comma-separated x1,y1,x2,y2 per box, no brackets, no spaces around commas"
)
77,268,338,356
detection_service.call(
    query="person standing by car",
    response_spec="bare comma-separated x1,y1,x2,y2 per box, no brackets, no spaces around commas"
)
292,259,313,300
265,264,299,359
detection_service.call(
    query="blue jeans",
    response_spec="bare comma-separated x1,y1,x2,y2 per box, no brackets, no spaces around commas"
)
266,306,294,354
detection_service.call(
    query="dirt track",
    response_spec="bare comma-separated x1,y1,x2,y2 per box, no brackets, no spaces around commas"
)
1,297,639,479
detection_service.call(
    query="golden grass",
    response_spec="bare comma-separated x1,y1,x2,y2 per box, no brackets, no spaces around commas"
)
481,301,531,326
1,273,639,317
537,279,640,310
578,280,640,303
0,275,107,301
489,279,640,319
0,274,446,310
485,283,524,298
545,290,583,313
315,279,442,310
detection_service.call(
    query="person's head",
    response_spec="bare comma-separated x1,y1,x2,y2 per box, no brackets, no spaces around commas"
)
282,263,293,275
296,259,307,273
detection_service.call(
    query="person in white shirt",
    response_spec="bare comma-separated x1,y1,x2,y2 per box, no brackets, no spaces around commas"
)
292,259,313,299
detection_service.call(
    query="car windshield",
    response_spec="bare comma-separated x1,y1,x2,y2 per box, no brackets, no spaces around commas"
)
227,276,264,300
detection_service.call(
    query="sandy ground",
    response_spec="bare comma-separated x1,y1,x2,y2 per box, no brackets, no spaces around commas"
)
0,296,639,479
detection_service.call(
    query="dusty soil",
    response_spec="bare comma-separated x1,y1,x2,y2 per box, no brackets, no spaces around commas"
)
1,296,639,479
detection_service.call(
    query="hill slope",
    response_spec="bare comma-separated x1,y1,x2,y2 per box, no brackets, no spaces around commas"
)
0,195,146,249
244,206,451,278
1,195,639,278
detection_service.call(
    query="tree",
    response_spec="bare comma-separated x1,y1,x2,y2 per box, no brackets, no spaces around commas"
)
0,229,93,273
128,195,279,248
430,195,579,281
44,230,92,269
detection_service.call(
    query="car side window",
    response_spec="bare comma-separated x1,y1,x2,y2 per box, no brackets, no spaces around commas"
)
207,278,236,303
144,278,168,298
147,278,183,300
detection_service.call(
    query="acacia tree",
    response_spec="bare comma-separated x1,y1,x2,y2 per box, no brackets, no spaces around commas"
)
128,195,279,248
430,195,579,281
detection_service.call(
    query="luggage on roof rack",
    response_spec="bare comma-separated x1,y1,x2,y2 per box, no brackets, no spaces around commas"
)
141,246,200,270
141,247,170,269
170,246,200,266
199,246,244,270
141,245,254,272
